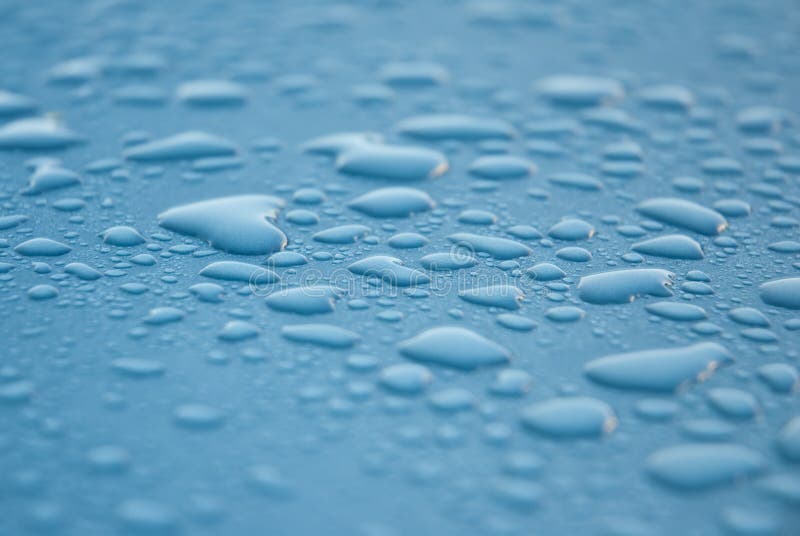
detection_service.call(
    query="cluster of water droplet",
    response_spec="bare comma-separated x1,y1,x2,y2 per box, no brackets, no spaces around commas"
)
1,0,799,534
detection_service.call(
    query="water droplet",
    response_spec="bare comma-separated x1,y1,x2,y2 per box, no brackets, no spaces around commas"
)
124,131,238,161
759,278,800,309
265,286,341,315
379,363,433,395
0,89,36,117
777,417,800,462
578,269,675,304
336,144,448,181
22,164,80,195
281,324,360,348
468,155,537,180
631,235,704,260
520,397,618,439
14,238,72,257
379,61,449,87
535,75,624,107
418,251,478,271
158,196,286,255
756,363,798,394
459,284,524,310
398,326,511,370
548,219,595,241
646,443,765,490
387,233,429,249
217,320,260,342
548,172,603,191
100,226,146,247
584,342,732,392
638,84,693,111
176,79,247,106
312,224,371,244
0,117,83,150
200,261,279,284
348,255,429,287
706,388,759,420
64,262,103,281
447,233,532,260
300,132,382,157
173,404,225,430
28,284,59,300
111,358,165,378
636,197,728,236
348,187,435,217
143,307,185,325
645,301,707,321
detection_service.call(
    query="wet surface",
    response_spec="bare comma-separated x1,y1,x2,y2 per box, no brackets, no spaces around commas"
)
1,1,800,534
